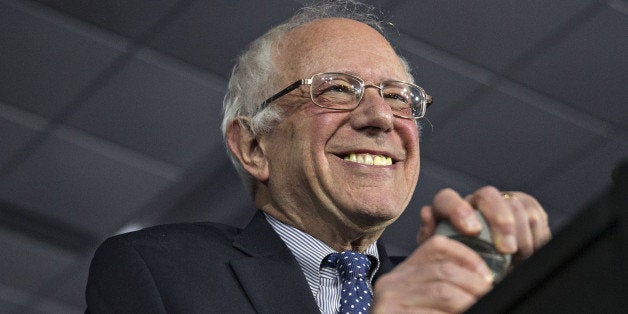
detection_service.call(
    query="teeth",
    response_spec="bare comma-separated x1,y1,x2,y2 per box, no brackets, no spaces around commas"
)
344,153,392,166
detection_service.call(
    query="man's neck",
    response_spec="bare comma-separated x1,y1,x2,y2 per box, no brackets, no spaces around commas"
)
260,208,385,252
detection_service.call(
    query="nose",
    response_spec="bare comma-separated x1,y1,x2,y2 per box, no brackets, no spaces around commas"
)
349,85,394,132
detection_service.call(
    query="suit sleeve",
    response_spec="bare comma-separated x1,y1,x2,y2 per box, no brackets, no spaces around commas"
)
85,236,168,314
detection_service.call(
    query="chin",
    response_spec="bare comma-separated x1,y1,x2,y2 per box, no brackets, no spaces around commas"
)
346,204,403,229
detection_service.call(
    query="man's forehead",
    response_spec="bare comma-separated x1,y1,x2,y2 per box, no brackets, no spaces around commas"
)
276,18,406,81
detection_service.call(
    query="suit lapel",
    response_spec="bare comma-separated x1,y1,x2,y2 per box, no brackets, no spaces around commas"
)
230,211,320,313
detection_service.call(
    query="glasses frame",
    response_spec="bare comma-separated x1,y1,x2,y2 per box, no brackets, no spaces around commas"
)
259,72,432,120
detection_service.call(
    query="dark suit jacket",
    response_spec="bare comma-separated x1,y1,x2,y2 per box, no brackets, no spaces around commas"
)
85,211,396,313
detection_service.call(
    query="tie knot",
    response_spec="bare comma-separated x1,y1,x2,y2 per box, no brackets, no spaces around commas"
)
323,251,371,280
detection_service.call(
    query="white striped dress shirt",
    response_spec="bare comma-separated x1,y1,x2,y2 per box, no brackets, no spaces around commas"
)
265,214,380,314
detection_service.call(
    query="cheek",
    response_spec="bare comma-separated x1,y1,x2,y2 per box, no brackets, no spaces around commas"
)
263,122,298,167
397,122,421,182
268,110,336,170
302,109,347,146
400,122,421,151
397,120,419,145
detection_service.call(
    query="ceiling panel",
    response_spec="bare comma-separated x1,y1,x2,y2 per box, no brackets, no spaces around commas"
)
0,115,40,166
0,1,124,119
34,0,180,39
19,302,81,314
397,47,484,121
39,257,91,309
530,137,628,229
0,228,78,308
0,282,82,314
0,293,21,314
0,128,176,237
391,0,596,72
152,156,257,229
67,50,225,168
146,0,304,77
511,5,628,129
422,89,606,188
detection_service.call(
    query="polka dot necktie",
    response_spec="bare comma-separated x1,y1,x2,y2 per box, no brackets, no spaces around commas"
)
323,251,373,314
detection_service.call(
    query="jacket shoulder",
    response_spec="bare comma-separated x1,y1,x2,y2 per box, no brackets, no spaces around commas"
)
86,222,252,313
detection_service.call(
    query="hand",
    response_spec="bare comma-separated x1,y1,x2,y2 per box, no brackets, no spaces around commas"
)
419,186,551,265
372,235,494,313
371,186,551,313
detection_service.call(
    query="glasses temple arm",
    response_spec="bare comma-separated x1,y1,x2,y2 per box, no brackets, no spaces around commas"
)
259,80,306,109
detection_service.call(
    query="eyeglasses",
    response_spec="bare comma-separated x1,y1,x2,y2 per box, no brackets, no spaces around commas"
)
259,72,432,120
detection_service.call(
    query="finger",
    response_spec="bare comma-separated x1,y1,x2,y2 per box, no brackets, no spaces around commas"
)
377,236,493,313
432,188,483,235
409,237,492,311
517,193,551,248
418,205,436,244
406,235,494,283
422,259,494,297
413,281,481,314
506,195,534,263
373,278,473,314
469,186,517,254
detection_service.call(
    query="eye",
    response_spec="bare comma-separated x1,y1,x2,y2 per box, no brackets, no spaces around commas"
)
383,92,408,103
313,79,359,107
383,92,410,111
317,81,356,95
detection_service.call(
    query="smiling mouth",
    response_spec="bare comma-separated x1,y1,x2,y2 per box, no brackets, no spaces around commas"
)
343,153,393,166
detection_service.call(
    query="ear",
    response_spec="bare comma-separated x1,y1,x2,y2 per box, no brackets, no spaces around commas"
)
225,117,270,182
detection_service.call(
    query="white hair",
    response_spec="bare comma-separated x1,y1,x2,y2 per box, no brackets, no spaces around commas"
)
221,0,415,193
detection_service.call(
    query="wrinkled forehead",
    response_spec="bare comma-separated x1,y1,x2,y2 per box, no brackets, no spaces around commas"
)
275,18,408,84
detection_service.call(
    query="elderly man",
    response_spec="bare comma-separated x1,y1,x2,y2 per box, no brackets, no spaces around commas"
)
86,1,550,313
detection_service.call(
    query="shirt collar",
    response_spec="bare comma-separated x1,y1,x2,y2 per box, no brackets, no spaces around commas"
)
265,213,380,294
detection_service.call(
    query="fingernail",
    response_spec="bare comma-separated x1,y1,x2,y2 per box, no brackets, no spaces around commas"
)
462,212,482,232
485,272,495,283
477,264,494,283
496,234,517,253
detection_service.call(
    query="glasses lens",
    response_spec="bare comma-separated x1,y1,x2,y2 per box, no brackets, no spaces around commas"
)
311,73,362,109
382,82,425,119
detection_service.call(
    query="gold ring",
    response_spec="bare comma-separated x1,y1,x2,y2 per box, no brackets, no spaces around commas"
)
501,192,516,199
